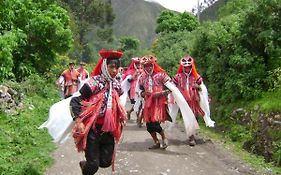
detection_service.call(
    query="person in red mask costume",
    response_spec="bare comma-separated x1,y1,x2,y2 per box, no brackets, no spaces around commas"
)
122,57,144,120
173,55,206,146
138,55,171,149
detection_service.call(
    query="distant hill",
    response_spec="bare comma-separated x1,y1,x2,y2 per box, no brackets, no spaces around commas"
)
200,0,230,22
111,0,166,48
111,0,229,48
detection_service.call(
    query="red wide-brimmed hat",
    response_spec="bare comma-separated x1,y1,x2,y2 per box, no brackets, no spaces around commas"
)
91,49,123,76
99,49,123,59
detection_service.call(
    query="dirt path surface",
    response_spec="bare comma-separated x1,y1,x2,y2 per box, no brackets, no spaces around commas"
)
45,114,259,175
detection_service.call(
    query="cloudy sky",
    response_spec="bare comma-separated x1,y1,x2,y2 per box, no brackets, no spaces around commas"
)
145,0,200,13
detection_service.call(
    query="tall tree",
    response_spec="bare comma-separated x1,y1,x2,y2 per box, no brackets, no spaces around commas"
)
155,10,199,34
59,0,115,62
0,0,72,81
192,0,217,21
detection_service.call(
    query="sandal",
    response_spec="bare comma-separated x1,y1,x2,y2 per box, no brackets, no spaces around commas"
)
161,139,168,149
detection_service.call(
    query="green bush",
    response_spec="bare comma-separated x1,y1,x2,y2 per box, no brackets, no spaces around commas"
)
229,125,251,142
0,77,59,175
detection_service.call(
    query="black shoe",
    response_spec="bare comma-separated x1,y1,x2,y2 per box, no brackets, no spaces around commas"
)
188,135,196,146
189,140,196,146
148,143,160,149
79,160,86,170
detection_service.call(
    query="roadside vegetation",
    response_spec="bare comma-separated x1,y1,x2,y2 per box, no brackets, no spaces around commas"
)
0,0,281,174
0,75,59,174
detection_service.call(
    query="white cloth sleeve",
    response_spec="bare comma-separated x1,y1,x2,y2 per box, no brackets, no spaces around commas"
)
164,81,199,138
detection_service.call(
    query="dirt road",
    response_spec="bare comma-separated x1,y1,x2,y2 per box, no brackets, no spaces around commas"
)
44,111,260,175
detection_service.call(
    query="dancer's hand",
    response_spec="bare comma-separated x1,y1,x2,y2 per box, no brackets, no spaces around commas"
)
74,118,85,133
121,119,126,127
141,91,151,97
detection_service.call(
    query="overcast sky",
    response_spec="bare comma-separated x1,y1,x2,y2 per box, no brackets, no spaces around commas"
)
145,0,200,13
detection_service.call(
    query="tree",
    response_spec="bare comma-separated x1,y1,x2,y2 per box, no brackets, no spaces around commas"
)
240,0,281,71
119,36,140,66
155,10,199,34
119,36,140,51
192,0,217,21
152,31,196,76
218,0,254,19
59,0,115,62
0,0,72,81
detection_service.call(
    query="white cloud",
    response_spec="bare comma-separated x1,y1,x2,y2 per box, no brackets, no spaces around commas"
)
145,0,199,13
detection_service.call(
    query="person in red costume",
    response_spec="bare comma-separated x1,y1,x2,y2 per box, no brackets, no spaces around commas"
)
138,55,171,149
56,61,80,98
173,55,205,146
122,57,143,120
77,61,89,81
70,50,126,175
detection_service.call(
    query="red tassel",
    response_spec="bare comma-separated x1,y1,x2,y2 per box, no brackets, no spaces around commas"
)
102,108,116,132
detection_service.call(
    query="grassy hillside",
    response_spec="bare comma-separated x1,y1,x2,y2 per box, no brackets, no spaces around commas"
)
112,0,165,48
200,0,229,22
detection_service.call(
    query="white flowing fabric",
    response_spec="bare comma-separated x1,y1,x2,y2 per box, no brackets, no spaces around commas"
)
38,92,80,144
133,76,143,112
199,83,215,127
164,81,199,138
120,75,132,107
78,77,89,90
167,97,179,130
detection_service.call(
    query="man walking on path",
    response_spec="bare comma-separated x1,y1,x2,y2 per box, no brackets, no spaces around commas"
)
70,49,126,175
56,61,80,99
77,61,89,81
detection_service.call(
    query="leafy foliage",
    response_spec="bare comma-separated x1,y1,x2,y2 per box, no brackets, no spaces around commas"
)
119,36,142,67
59,0,115,62
153,0,281,166
0,77,59,175
193,15,265,102
119,36,140,51
239,0,281,71
218,0,254,19
0,0,72,81
0,30,26,81
156,10,199,34
152,31,196,76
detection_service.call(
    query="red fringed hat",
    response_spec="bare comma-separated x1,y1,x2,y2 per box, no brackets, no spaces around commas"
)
91,49,123,76
99,49,123,59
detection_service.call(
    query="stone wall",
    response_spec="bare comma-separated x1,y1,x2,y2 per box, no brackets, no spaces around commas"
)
0,85,24,115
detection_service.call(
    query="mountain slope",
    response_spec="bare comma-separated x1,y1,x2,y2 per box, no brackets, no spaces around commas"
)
111,0,165,48
200,0,230,22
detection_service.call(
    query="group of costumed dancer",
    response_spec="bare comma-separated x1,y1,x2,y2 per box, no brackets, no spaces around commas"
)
56,61,89,99
39,49,215,175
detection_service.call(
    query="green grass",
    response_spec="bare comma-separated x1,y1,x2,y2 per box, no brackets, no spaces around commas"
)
248,88,281,112
199,126,281,175
0,80,60,175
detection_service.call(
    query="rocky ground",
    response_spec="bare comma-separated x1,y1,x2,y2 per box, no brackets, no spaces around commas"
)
44,113,259,175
